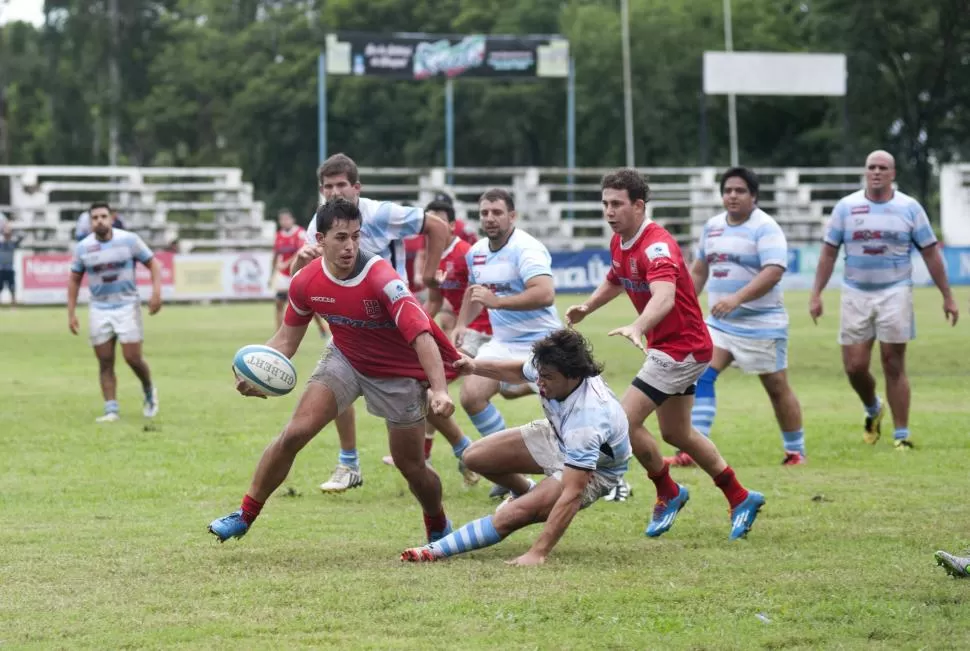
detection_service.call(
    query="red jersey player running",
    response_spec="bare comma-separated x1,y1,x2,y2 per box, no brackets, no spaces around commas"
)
565,168,765,540
268,208,330,338
208,198,458,544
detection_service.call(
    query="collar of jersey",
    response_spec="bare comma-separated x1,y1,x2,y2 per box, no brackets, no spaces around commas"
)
441,236,460,258
620,218,651,251
319,253,379,287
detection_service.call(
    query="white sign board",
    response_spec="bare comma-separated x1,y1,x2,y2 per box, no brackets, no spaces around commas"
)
704,52,847,96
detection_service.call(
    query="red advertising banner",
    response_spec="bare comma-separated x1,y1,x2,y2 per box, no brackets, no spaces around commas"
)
20,252,175,290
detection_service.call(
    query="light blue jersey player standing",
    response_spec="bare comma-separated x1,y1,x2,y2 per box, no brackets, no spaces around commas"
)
293,153,468,493
810,150,958,449
682,167,806,467
66,202,163,422
455,188,562,498
401,329,630,566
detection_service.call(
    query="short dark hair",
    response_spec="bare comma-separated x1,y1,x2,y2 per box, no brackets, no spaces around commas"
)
317,153,359,185
277,208,293,217
90,201,111,213
315,197,362,235
600,168,650,204
531,329,604,380
425,199,455,223
479,188,515,212
719,166,759,197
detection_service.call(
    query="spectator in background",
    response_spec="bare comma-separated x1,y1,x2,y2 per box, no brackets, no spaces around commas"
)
0,222,24,308
75,210,125,241
269,208,330,338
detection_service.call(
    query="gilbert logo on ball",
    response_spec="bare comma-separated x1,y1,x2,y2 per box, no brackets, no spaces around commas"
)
232,344,298,397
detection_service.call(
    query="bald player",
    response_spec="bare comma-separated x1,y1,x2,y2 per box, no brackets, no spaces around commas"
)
809,150,958,449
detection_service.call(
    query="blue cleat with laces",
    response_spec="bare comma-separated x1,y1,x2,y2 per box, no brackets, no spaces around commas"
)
645,484,690,538
729,491,765,540
208,509,250,542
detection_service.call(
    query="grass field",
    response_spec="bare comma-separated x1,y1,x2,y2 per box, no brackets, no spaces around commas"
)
2,288,969,649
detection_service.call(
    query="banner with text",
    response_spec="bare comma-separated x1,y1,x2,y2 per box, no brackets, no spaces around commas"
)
325,32,569,80
16,252,175,305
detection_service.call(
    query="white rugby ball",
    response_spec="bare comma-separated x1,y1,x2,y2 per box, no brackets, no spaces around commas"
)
232,344,298,397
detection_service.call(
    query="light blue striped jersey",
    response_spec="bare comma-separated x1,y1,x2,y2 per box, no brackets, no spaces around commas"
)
523,362,631,480
70,229,154,309
465,228,561,344
305,197,423,278
697,209,789,339
823,190,937,292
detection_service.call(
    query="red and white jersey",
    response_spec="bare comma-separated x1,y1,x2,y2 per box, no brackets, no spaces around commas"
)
274,226,306,277
606,220,712,363
284,253,460,380
438,237,491,335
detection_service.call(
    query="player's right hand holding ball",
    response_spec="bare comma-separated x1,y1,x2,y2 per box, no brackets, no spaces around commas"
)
233,369,267,399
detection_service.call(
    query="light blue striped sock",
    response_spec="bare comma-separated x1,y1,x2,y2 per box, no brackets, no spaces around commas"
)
338,448,359,469
894,427,910,441
104,400,119,414
469,403,506,437
451,436,472,458
782,429,805,454
428,515,503,558
691,367,718,437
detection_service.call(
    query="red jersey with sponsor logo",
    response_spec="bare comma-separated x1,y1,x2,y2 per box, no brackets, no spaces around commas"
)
439,237,492,335
606,220,712,363
274,226,306,277
284,253,460,380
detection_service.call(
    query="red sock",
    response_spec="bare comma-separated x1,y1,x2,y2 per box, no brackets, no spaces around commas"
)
240,494,264,525
648,462,680,502
423,510,448,535
713,466,749,509
424,436,434,460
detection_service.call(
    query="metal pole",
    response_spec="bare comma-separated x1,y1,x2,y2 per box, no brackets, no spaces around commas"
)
620,0,635,168
445,78,455,185
567,56,576,219
317,52,327,164
723,0,739,166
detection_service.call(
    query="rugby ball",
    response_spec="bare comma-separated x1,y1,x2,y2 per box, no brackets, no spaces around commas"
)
232,345,298,397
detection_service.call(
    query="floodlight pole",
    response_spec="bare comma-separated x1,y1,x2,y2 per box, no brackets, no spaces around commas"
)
567,56,576,218
318,52,327,163
445,78,455,185
620,0,635,168
723,0,739,166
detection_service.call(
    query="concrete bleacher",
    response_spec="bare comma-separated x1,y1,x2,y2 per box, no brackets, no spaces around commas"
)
360,166,865,250
0,166,269,252
2,164,868,254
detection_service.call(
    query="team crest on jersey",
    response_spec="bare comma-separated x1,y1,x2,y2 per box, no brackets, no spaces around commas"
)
851,205,870,215
381,279,410,304
86,244,100,252
647,242,671,261
707,228,724,238
473,255,487,265
363,299,382,318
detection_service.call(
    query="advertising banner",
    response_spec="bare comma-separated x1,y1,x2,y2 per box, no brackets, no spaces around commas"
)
16,251,175,305
325,32,569,80
172,252,275,300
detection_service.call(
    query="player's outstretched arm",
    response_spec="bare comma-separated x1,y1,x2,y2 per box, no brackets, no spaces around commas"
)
146,257,163,315
689,257,709,297
66,271,83,335
565,279,623,327
412,332,455,417
510,467,590,566
265,322,309,359
919,243,959,325
453,356,528,385
420,214,450,289
711,264,783,318
809,243,839,323
290,244,323,275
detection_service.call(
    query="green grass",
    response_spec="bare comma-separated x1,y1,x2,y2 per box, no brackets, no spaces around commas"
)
2,289,969,649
